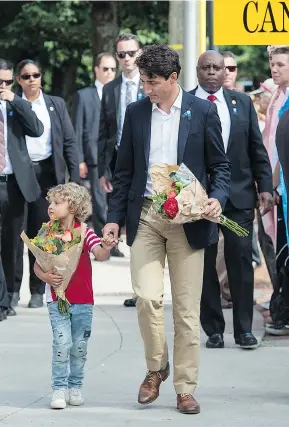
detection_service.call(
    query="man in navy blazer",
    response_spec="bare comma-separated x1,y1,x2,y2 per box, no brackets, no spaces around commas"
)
103,45,230,414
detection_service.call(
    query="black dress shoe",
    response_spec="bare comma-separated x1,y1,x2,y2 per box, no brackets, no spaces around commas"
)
28,294,43,308
6,307,16,316
123,298,137,307
235,333,258,349
206,334,224,348
110,247,124,258
10,292,20,308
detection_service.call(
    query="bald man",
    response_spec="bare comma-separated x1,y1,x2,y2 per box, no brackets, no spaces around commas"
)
190,51,273,350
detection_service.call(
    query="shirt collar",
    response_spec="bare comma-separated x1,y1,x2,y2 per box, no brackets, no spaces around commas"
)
122,72,140,86
95,80,104,91
152,86,183,113
197,85,224,102
22,89,45,105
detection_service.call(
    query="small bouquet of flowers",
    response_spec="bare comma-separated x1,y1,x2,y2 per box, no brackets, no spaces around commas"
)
147,163,249,237
21,217,87,312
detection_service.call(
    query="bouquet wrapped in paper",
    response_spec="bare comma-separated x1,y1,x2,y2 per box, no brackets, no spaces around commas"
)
146,163,249,236
21,219,87,312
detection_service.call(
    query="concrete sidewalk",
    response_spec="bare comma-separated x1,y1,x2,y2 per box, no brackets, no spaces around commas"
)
0,251,288,426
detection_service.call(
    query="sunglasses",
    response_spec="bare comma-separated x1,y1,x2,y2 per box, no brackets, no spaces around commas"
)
117,51,138,59
20,73,41,80
102,67,116,72
0,79,14,85
226,66,237,72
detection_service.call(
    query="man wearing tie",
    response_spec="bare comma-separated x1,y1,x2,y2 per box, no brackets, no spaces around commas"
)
98,33,145,306
74,52,116,237
190,51,273,349
0,58,44,319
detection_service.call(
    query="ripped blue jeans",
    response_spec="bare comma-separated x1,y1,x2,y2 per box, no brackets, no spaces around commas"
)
48,302,93,390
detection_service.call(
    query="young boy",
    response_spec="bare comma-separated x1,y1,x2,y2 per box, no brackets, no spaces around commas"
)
34,183,115,409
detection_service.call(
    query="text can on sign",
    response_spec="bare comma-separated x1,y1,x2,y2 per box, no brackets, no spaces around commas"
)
214,0,289,45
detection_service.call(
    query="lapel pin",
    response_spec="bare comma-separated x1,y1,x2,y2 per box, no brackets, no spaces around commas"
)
49,106,54,111
8,111,13,116
232,100,236,105
182,110,192,120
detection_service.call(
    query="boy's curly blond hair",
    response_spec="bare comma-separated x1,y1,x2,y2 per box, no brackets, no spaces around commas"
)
47,183,92,222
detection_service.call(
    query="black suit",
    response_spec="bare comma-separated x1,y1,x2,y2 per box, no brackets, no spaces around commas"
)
98,75,145,180
15,93,80,297
0,95,44,309
190,87,273,338
74,85,106,236
107,91,231,249
276,107,289,230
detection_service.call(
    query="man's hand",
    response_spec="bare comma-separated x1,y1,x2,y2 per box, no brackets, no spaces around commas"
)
259,192,273,216
100,176,113,193
202,198,222,219
102,223,119,243
273,189,281,206
79,162,88,179
43,268,63,288
0,89,14,102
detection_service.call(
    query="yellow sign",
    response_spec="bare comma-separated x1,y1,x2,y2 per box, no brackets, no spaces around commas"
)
214,0,289,45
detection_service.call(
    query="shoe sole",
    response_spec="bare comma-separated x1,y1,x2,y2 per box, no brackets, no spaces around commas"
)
69,400,84,406
206,343,224,349
239,344,258,349
177,405,200,415
50,402,67,409
138,371,170,405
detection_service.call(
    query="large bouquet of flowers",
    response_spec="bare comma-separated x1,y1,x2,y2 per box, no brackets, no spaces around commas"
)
147,163,248,237
21,218,87,312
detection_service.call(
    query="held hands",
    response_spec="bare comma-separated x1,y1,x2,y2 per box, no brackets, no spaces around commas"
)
102,223,119,249
202,198,222,220
0,89,14,102
259,192,274,216
100,176,113,193
44,268,63,288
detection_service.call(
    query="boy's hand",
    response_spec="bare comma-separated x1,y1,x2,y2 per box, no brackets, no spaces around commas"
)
44,268,63,287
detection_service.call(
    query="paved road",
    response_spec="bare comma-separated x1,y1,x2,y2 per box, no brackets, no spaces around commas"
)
0,251,288,426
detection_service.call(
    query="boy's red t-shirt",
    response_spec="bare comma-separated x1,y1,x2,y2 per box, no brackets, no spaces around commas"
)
46,223,101,304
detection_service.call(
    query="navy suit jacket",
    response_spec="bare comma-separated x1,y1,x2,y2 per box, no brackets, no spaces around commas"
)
107,90,231,249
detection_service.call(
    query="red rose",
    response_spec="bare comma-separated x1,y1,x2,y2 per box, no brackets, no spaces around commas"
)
171,182,176,187
167,190,177,198
163,198,179,218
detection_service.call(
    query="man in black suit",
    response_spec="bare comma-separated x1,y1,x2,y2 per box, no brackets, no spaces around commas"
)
190,51,273,349
0,58,44,318
103,45,230,414
98,33,145,265
74,52,116,237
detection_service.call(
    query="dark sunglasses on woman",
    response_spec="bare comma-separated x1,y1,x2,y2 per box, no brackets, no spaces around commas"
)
20,73,41,80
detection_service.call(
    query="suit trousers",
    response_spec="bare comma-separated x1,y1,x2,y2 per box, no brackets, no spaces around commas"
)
0,176,26,298
201,204,254,338
130,200,204,394
15,157,56,295
87,166,106,237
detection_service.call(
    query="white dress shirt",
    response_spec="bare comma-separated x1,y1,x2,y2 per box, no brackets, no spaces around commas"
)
195,85,231,152
95,79,104,100
0,100,13,174
117,72,140,145
22,90,52,162
145,88,182,196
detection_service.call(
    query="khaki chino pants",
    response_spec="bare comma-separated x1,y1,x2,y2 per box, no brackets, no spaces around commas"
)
130,200,204,394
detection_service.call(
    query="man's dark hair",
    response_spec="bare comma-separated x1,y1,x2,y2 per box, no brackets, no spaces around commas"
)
135,44,181,79
0,59,13,72
271,46,289,56
94,52,115,68
16,59,41,75
115,33,140,51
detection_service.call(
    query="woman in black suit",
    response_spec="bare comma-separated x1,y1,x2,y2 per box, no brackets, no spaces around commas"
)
12,59,80,309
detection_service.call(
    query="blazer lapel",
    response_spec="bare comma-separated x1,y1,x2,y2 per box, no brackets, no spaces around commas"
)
114,75,122,126
177,91,195,164
91,85,100,106
43,94,56,147
142,98,153,166
6,103,13,152
223,89,237,151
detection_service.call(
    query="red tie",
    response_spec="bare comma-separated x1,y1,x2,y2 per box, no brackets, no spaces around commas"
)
207,94,217,103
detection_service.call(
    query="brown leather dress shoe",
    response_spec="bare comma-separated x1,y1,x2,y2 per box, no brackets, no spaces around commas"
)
177,393,200,414
138,362,170,404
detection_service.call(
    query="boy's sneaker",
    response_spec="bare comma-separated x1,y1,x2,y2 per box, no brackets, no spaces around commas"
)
50,389,69,409
69,388,84,406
